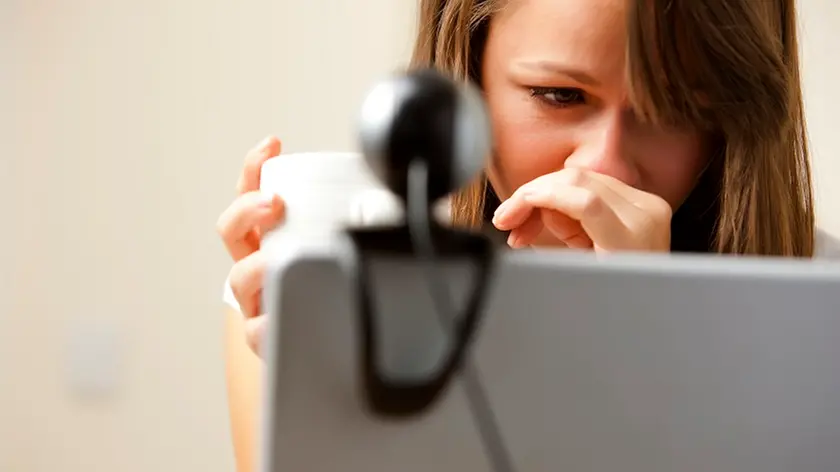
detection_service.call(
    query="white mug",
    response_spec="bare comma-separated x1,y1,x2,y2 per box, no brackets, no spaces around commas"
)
259,152,403,253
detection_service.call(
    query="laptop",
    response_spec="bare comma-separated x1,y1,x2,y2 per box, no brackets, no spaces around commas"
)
258,231,840,472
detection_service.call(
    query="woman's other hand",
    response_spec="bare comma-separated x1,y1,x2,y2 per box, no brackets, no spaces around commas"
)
492,168,672,253
217,136,285,356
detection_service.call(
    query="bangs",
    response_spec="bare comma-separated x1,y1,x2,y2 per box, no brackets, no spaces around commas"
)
625,1,713,130
624,0,790,137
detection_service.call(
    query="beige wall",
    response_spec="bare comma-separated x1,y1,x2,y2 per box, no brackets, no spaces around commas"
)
1,1,416,471
1,1,837,471
800,0,840,234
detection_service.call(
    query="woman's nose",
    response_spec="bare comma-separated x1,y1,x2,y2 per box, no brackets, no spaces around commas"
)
563,111,642,188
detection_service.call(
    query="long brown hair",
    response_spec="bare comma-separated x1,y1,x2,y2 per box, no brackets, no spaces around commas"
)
409,0,815,257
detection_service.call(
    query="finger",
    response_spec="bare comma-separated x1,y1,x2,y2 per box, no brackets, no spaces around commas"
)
567,170,672,237
529,169,633,214
540,210,592,249
559,232,593,249
583,170,666,212
237,136,282,194
506,211,542,248
492,194,534,231
493,169,632,231
244,316,268,358
217,192,284,261
520,184,631,250
228,250,268,319
510,209,593,249
509,168,637,230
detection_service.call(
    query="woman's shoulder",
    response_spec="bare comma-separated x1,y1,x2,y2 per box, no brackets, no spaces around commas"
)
815,228,840,259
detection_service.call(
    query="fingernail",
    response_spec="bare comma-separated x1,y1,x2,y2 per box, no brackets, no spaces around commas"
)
259,136,274,150
507,232,518,248
492,213,505,228
493,201,510,226
494,199,509,217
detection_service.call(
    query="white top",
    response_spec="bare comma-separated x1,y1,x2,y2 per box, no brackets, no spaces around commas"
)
223,227,840,313
816,228,840,258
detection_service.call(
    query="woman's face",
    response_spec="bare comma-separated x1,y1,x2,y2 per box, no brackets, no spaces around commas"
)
482,0,709,246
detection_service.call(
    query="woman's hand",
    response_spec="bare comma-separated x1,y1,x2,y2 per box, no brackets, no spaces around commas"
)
217,136,285,356
491,168,672,252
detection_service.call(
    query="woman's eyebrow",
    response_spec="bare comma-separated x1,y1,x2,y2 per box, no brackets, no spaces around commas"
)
511,59,600,87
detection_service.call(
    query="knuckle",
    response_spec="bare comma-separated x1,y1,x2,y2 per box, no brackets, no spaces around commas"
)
216,198,250,239
228,264,246,302
230,252,265,298
581,191,605,218
563,168,589,187
648,197,673,224
217,217,238,244
215,214,227,236
657,200,673,221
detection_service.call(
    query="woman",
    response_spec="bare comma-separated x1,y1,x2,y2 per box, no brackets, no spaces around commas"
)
216,0,838,469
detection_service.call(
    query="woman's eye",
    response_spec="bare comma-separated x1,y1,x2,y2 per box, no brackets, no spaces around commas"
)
530,87,585,108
